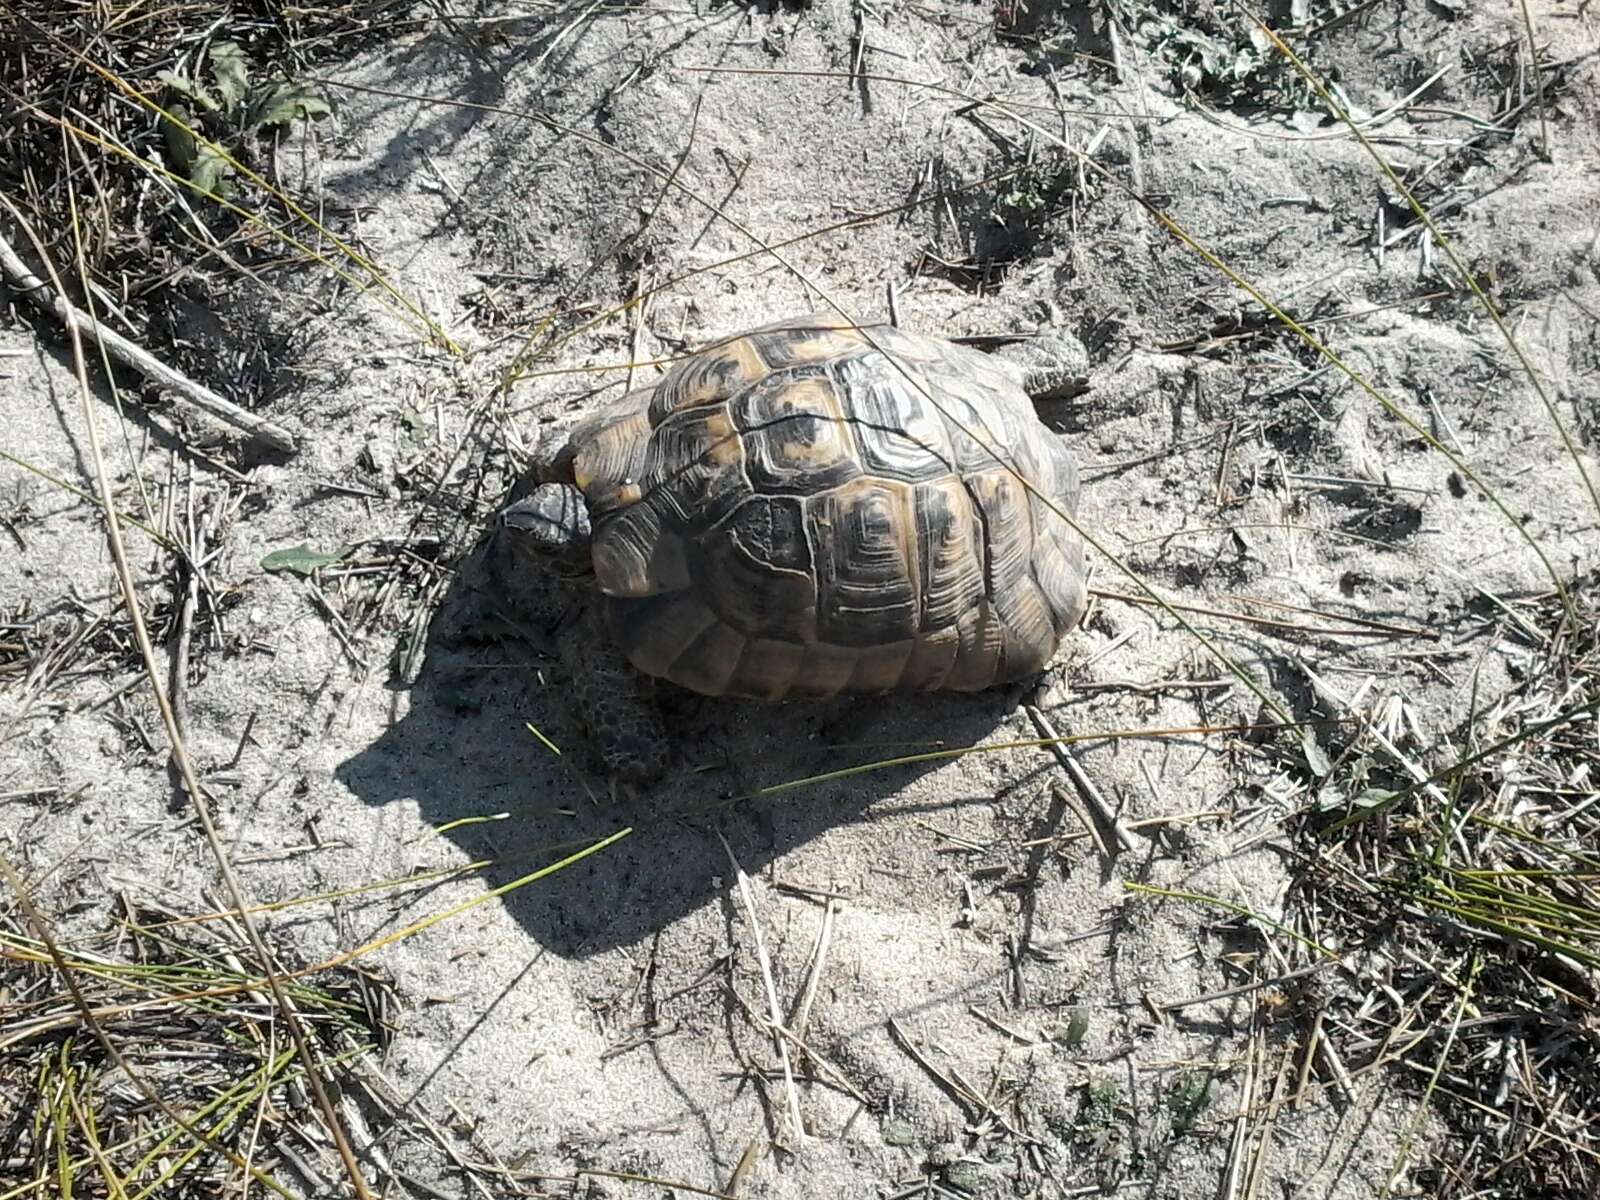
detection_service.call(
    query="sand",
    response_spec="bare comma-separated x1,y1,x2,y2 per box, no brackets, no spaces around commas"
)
4,0,1598,1195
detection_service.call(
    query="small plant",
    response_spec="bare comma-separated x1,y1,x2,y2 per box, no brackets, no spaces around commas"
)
1077,1077,1121,1135
992,157,1076,234
1164,1070,1215,1134
1047,1005,1091,1049
159,41,331,197
1121,2,1321,111
1072,1079,1135,1189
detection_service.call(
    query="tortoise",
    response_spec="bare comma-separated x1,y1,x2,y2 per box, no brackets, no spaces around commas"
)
489,315,1090,784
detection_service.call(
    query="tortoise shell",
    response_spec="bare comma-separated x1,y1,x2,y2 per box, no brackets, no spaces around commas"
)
549,317,1086,700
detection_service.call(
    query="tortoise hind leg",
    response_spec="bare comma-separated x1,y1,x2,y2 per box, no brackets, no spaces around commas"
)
562,609,671,788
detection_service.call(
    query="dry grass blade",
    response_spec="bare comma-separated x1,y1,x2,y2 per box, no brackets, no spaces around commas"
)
701,716,1345,809
576,1166,741,1199
1514,0,1552,158
715,828,806,1153
1093,587,1439,640
1025,703,1137,853
0,869,385,1199
1125,883,1340,963
0,446,173,547
0,189,379,1199
1246,8,1599,533
1382,959,1480,1198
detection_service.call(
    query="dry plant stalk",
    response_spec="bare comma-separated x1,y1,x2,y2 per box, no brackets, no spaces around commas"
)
0,229,297,452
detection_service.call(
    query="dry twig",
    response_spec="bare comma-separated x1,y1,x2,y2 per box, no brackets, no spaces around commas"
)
716,829,806,1152
0,228,297,452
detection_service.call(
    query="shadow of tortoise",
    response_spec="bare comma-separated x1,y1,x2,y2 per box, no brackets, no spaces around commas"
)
336,541,1035,959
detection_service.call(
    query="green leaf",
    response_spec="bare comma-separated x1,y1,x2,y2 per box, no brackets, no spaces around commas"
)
260,544,347,576
1300,729,1332,778
208,41,250,113
157,69,221,114
1352,787,1398,809
944,1161,983,1191
1050,1006,1090,1049
880,1118,917,1148
248,82,332,133
1166,1070,1214,1132
188,142,234,198
160,100,198,175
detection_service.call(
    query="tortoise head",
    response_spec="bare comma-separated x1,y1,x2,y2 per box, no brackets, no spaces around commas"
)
496,483,594,580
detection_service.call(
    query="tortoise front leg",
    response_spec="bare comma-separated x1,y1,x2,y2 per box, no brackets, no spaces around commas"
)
562,608,671,789
991,328,1090,401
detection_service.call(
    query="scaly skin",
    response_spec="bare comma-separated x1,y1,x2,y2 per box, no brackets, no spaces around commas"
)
990,328,1090,400
477,500,672,788
562,607,671,787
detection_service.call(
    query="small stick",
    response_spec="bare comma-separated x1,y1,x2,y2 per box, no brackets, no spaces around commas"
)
1220,1025,1260,1199
1075,676,1233,696
1214,417,1237,506
968,1005,1044,1046
1245,1039,1293,1199
1025,704,1137,853
883,1024,1030,1145
0,228,297,453
1313,1015,1356,1104
765,1019,870,1105
1049,781,1111,859
166,474,199,806
716,829,806,1150
1159,960,1337,1014
1021,809,1227,847
724,1138,762,1198
1092,587,1439,641
787,899,835,1045
1291,1006,1319,1110
1103,14,1146,195
887,1017,989,1121
849,2,870,111
1283,471,1432,495
627,271,648,393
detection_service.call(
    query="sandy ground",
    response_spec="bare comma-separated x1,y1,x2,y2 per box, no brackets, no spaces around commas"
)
5,1,1599,1196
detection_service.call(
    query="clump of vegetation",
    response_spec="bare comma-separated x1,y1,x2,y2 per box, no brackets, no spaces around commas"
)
1119,0,1324,109
0,903,388,1197
1294,571,1600,1197
1163,1069,1215,1134
0,4,415,328
926,151,1088,292
159,40,331,198
993,155,1080,238
1078,1077,1122,1134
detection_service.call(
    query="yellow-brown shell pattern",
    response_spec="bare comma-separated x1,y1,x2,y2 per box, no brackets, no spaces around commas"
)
566,317,1086,700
